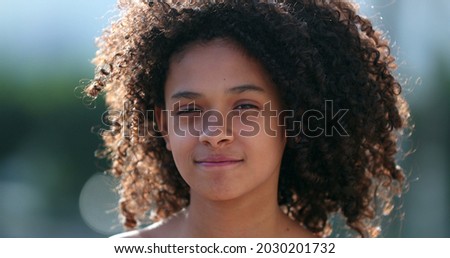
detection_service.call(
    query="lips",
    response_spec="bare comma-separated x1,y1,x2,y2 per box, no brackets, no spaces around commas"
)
194,155,243,167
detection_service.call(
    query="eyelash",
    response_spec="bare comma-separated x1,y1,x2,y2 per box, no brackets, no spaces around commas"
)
176,107,202,115
235,103,259,110
175,103,259,115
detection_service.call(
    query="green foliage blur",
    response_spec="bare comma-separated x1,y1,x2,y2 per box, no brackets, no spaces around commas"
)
0,71,107,236
0,0,117,237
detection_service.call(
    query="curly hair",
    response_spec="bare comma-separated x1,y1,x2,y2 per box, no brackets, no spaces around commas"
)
85,0,410,237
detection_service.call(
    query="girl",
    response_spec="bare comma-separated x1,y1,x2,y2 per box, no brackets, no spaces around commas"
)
85,0,410,237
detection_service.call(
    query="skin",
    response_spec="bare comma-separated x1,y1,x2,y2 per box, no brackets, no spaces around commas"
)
114,39,315,238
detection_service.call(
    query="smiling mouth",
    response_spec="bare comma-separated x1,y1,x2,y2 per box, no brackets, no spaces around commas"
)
194,160,243,167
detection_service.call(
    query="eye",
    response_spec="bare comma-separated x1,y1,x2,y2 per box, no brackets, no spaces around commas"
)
175,104,202,116
235,103,259,110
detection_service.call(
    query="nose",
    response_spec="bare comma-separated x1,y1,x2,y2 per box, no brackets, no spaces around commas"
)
199,110,234,148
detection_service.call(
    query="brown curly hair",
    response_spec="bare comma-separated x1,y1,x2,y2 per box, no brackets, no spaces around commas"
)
85,0,410,237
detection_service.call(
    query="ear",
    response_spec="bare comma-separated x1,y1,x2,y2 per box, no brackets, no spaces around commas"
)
154,106,172,151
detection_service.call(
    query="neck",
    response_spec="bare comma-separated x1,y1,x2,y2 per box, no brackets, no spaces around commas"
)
180,187,287,237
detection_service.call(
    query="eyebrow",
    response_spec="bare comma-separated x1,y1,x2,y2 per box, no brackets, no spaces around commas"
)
170,84,265,100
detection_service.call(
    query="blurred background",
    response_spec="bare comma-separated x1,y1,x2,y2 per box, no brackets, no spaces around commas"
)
0,0,448,237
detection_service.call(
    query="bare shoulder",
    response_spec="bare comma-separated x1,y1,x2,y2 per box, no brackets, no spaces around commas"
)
110,211,185,238
110,230,141,238
109,221,164,238
282,225,319,238
279,215,319,238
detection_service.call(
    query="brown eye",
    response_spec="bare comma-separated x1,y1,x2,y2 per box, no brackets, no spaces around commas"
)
235,104,259,110
175,104,202,116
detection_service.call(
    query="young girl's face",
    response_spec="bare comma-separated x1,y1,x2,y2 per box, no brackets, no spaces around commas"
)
160,39,287,202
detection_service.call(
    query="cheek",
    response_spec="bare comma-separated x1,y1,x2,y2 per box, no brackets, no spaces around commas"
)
237,112,285,140
238,115,286,152
249,133,286,155
168,130,195,153
166,118,198,164
258,116,286,153
167,135,194,180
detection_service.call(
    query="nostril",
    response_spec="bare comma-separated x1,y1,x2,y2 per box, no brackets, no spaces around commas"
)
199,127,234,148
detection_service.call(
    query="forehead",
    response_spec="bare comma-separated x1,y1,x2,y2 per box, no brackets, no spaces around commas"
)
164,39,280,103
170,38,247,63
